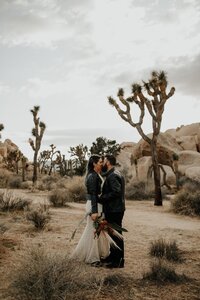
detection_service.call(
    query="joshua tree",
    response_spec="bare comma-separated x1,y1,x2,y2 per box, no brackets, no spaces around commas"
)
0,124,4,139
29,106,46,184
21,155,28,181
172,153,180,190
38,150,51,174
54,152,67,176
108,71,175,206
48,144,60,175
69,144,89,176
90,136,121,156
6,149,23,173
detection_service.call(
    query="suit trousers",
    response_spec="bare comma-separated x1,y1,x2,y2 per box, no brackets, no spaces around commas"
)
104,211,124,266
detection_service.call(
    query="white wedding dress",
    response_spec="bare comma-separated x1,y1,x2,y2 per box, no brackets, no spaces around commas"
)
71,201,110,264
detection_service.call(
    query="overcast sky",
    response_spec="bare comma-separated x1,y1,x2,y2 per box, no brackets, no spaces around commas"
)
0,0,200,160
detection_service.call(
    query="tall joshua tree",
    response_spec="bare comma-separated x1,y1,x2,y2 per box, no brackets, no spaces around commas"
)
108,71,175,206
0,124,4,139
29,106,46,184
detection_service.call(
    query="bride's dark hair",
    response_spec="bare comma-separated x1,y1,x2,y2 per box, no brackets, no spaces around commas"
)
87,154,102,174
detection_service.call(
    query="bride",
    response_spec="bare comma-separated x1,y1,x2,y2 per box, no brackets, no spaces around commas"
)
71,154,110,267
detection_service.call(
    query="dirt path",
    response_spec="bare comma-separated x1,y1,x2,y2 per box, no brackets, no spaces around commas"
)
1,190,200,299
66,200,200,279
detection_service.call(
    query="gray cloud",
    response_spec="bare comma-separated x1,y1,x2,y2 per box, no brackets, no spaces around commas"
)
131,0,198,24
0,0,93,47
108,52,200,99
167,54,200,97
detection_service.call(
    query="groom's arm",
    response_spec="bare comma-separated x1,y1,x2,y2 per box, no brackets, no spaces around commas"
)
100,174,121,202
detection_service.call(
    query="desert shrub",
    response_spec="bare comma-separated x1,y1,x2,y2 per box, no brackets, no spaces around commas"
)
149,238,165,258
165,241,182,262
126,180,154,200
0,168,11,188
143,259,185,283
8,176,22,189
149,239,182,262
26,204,50,230
178,176,200,191
9,247,101,300
20,181,33,190
65,176,86,202
49,188,69,207
171,189,200,216
37,175,60,191
0,190,30,212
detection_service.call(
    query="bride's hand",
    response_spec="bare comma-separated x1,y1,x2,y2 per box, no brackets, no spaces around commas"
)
91,213,98,221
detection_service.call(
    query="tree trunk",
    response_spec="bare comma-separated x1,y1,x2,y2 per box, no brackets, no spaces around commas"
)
22,165,25,182
32,151,38,183
151,141,162,206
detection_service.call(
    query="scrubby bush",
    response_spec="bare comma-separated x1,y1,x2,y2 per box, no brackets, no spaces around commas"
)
0,191,30,212
149,238,165,258
49,188,69,207
149,239,182,262
178,176,199,191
9,247,101,300
125,180,154,200
143,259,185,283
37,175,61,191
171,184,200,216
65,176,86,202
20,181,33,190
26,204,50,230
0,169,11,188
8,176,22,189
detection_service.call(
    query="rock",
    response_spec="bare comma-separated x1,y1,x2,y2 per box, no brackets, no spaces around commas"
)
0,142,7,158
177,150,200,181
117,123,200,185
133,132,182,167
166,122,200,152
176,136,197,151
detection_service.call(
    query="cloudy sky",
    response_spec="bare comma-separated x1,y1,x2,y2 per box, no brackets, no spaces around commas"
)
0,0,200,160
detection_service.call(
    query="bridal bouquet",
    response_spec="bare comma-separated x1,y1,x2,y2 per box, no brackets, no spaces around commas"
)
93,217,128,249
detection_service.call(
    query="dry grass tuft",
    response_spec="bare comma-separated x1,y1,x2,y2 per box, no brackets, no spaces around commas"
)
143,259,186,284
149,238,182,262
0,190,30,212
9,247,102,300
25,204,51,230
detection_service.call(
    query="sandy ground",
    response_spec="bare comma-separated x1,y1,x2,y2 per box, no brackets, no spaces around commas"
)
0,189,200,299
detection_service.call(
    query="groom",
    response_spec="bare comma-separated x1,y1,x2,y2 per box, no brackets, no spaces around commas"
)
100,154,125,268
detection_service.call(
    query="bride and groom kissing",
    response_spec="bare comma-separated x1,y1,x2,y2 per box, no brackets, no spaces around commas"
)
71,154,125,269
